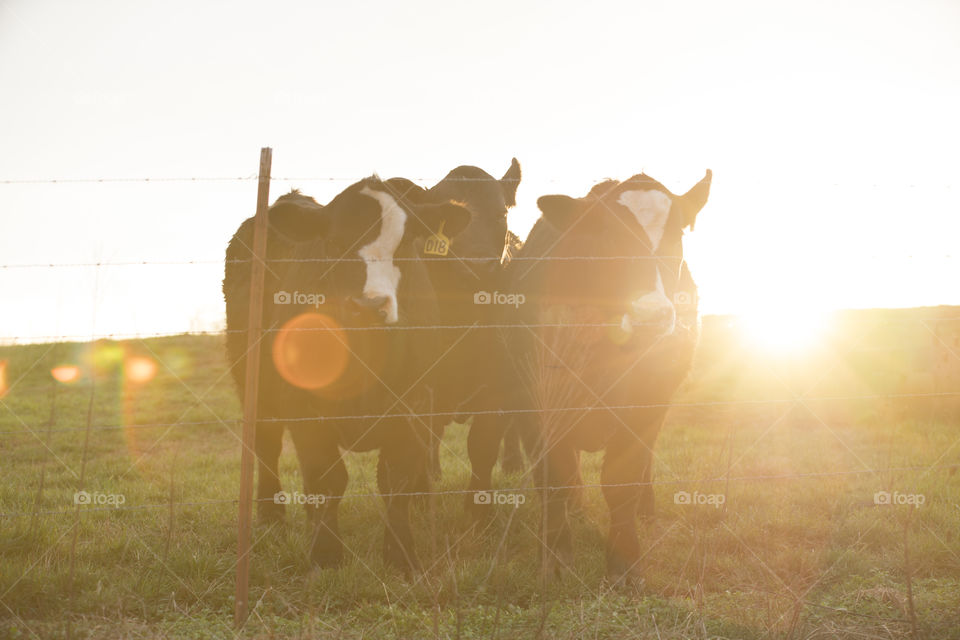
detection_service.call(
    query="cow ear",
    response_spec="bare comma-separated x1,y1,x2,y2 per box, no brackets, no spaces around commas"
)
500,157,522,208
537,194,580,228
409,201,472,238
384,177,429,205
267,200,331,242
679,169,712,230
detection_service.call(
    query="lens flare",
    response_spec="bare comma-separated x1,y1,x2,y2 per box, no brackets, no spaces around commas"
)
87,341,124,375
125,356,157,384
0,360,7,397
51,365,82,383
272,312,350,391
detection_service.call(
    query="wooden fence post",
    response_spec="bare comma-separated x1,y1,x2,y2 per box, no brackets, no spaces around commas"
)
234,147,272,628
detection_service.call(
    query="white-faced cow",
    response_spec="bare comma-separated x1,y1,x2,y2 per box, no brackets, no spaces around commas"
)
223,176,471,571
501,170,712,583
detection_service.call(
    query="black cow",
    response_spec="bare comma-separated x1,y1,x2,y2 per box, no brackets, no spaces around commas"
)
223,176,470,571
502,170,712,583
415,160,524,515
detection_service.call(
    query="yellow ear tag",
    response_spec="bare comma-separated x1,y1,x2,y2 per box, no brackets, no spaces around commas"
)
423,221,450,256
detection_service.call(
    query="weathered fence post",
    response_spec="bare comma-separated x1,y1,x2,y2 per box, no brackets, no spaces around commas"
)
234,147,272,628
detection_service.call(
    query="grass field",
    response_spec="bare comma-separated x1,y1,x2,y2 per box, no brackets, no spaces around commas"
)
1,308,958,639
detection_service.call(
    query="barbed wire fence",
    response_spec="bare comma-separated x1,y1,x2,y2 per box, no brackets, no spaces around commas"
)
1,149,959,636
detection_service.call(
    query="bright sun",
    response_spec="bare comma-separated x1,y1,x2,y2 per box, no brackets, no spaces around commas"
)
736,307,833,353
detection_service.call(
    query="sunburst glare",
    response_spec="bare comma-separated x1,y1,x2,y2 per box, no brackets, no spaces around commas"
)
737,307,833,353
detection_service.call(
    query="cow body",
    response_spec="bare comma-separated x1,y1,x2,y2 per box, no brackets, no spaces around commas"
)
223,178,470,570
502,170,712,583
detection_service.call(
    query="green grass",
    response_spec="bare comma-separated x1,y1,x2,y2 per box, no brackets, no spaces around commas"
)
1,309,959,638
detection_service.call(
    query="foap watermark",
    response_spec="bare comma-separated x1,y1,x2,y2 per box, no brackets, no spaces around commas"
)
473,291,525,308
473,491,526,508
273,490,326,506
74,490,125,508
874,491,925,507
674,490,725,509
273,290,326,308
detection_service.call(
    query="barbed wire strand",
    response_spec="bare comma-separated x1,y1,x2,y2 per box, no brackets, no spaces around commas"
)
0,176,259,184
3,313,960,345
1,253,956,269
1,463,955,520
0,175,955,187
1,390,957,436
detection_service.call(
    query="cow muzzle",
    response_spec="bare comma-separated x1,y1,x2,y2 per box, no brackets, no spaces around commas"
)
350,295,397,324
621,290,677,337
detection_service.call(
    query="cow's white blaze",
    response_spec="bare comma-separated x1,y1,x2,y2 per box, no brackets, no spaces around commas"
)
358,187,406,324
630,267,677,335
617,189,672,251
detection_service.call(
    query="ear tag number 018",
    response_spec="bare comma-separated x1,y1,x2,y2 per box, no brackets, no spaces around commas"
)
423,221,450,256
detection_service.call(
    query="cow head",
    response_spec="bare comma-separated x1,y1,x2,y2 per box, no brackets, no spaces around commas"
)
289,177,471,324
424,158,522,279
536,169,711,337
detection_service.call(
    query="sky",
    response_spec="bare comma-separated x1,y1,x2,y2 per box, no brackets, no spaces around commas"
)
1,0,958,343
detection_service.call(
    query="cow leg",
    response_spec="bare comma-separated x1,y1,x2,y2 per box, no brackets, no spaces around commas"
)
539,441,577,572
377,430,426,573
465,413,508,520
635,451,655,521
255,420,285,525
635,409,667,520
601,436,646,585
289,424,347,569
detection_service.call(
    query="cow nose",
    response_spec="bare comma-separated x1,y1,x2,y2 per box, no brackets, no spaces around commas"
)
350,295,390,321
630,292,677,335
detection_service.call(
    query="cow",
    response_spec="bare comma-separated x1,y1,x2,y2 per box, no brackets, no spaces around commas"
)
501,169,712,584
223,176,471,571
414,160,525,516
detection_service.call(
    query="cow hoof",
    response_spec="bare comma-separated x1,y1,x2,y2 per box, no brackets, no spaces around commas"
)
384,550,421,576
310,548,344,570
541,545,574,579
310,526,344,569
606,572,645,593
540,535,574,577
465,494,494,523
605,558,644,591
256,503,285,527
310,536,344,569
383,531,421,575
